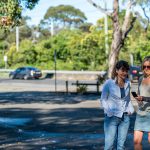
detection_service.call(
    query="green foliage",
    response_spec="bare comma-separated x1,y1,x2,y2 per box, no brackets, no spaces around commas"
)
0,54,5,68
3,6,150,72
0,29,8,39
79,23,92,32
19,40,37,64
122,25,150,65
7,44,17,65
7,40,37,66
96,74,106,84
0,0,39,29
35,40,52,63
43,5,87,29
77,85,87,94
1,0,150,74
135,38,150,60
4,25,109,71
38,28,51,40
135,0,150,6
0,41,9,50
21,0,39,9
19,25,32,40
0,0,21,29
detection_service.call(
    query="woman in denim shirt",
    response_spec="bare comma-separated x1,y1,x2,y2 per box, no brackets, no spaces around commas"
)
100,60,134,150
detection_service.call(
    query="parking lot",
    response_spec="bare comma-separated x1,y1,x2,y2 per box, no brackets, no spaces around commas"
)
0,79,149,149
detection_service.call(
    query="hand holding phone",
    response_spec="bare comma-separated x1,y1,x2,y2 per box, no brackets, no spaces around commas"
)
131,92,138,97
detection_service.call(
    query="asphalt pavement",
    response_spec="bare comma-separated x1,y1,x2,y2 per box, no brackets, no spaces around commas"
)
0,79,149,149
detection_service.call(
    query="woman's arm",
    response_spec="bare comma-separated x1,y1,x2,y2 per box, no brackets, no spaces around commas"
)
142,96,150,102
135,96,150,102
100,80,110,112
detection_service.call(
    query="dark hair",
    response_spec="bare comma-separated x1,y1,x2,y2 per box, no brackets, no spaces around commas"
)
112,60,129,79
141,56,150,70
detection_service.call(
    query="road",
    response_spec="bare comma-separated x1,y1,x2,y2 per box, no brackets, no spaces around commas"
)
0,78,68,92
0,78,139,92
0,78,104,93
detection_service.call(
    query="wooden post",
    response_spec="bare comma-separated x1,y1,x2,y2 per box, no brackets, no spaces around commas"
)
76,80,79,92
97,81,99,93
66,80,68,93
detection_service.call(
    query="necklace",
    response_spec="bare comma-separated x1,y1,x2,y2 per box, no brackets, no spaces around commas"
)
117,80,125,88
116,77,125,87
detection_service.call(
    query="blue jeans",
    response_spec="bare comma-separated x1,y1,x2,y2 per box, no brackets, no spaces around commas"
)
104,114,130,150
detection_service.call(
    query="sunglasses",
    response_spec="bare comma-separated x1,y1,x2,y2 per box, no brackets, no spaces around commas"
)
143,65,150,69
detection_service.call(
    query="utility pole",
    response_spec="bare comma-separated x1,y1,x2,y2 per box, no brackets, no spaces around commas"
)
16,26,19,52
130,53,134,66
50,19,54,36
104,0,109,55
54,50,57,92
4,55,7,69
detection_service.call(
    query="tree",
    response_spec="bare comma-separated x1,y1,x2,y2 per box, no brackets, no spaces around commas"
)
0,16,32,47
87,0,150,78
0,0,39,29
42,5,87,30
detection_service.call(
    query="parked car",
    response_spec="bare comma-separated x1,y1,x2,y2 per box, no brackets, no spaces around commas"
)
129,66,143,82
9,67,42,80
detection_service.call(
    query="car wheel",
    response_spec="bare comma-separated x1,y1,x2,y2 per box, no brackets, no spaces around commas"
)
23,75,29,80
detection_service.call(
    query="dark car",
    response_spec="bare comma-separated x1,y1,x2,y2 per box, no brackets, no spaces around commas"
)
129,66,143,82
9,67,42,80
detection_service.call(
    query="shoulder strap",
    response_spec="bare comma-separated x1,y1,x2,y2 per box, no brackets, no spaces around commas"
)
138,76,143,86
138,76,143,94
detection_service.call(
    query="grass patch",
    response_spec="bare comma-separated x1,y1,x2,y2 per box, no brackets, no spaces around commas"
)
0,72,9,78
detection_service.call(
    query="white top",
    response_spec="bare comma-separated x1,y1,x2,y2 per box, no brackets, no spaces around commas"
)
100,79,134,118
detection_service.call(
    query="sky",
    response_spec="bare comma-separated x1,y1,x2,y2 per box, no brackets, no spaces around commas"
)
23,0,113,26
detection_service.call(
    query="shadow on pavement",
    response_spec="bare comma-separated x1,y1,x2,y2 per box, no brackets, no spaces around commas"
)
0,92,150,149
0,91,99,104
0,107,104,150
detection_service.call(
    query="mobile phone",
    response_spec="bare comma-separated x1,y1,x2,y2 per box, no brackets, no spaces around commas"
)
131,92,138,97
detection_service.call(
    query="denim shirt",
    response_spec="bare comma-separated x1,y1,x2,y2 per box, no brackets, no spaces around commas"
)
100,79,134,118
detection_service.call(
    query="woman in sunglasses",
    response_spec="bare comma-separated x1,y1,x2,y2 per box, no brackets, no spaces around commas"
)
134,56,150,149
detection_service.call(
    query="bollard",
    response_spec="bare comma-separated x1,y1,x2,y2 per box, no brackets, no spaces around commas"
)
76,80,79,92
97,81,99,93
66,80,68,93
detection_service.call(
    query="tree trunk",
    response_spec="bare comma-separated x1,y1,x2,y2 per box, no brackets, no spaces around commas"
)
108,0,122,78
108,0,136,78
86,0,136,78
108,27,123,78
